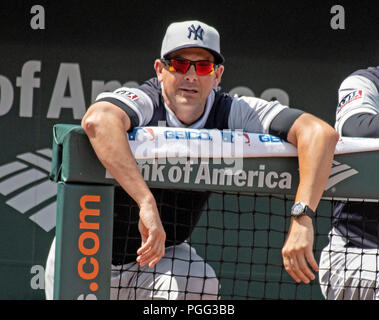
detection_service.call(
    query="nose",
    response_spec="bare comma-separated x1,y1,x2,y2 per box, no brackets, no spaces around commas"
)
184,65,198,81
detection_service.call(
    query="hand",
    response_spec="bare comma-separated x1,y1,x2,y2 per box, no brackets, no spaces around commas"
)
136,202,166,269
281,216,318,284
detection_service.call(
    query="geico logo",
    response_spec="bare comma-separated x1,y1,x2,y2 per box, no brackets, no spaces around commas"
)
258,134,284,143
78,195,100,296
164,130,212,140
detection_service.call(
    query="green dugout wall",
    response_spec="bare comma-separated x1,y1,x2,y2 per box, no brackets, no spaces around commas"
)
51,124,379,300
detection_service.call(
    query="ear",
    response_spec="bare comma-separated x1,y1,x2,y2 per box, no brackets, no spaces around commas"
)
154,59,165,82
213,65,224,87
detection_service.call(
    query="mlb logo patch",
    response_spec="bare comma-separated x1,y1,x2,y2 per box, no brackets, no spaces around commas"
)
337,90,363,113
115,89,139,101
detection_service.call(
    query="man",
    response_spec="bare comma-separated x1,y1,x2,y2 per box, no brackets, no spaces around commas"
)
319,66,379,300
45,20,338,300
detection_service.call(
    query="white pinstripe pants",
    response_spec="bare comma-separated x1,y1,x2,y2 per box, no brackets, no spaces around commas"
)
45,238,219,300
319,227,379,300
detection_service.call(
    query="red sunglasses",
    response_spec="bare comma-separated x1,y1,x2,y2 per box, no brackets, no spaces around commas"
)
162,58,216,76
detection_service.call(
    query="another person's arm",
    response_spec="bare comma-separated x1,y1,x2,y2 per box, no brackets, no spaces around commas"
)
335,74,379,137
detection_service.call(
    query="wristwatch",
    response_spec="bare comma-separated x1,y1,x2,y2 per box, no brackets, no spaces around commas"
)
290,202,315,219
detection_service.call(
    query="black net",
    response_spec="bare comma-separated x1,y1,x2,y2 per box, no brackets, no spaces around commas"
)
111,186,379,300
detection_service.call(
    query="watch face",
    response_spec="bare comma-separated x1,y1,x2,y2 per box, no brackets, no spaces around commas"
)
292,202,305,216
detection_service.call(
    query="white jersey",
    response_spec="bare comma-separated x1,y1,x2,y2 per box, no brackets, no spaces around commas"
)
95,78,292,136
335,72,379,135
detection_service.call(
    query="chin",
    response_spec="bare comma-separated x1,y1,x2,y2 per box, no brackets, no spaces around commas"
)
175,98,198,110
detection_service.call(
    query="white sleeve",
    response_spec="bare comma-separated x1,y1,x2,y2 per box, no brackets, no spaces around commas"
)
335,75,379,135
227,96,288,133
95,87,154,127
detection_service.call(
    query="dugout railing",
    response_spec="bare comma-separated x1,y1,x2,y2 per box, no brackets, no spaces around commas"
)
50,124,379,300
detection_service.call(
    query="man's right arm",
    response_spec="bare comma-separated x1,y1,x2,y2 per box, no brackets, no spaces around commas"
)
81,101,166,268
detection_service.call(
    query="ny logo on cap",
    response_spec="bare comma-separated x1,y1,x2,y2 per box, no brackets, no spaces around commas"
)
187,24,204,41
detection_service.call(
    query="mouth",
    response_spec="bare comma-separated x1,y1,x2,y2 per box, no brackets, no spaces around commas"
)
179,87,199,95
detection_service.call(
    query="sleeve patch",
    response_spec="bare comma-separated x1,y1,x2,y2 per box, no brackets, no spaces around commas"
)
114,89,140,101
337,90,363,114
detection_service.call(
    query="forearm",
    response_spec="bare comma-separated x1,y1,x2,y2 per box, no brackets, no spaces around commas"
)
82,102,165,268
282,113,339,283
288,113,339,210
81,102,154,208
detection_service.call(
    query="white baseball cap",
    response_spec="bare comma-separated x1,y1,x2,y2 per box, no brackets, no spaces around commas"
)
161,20,225,64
